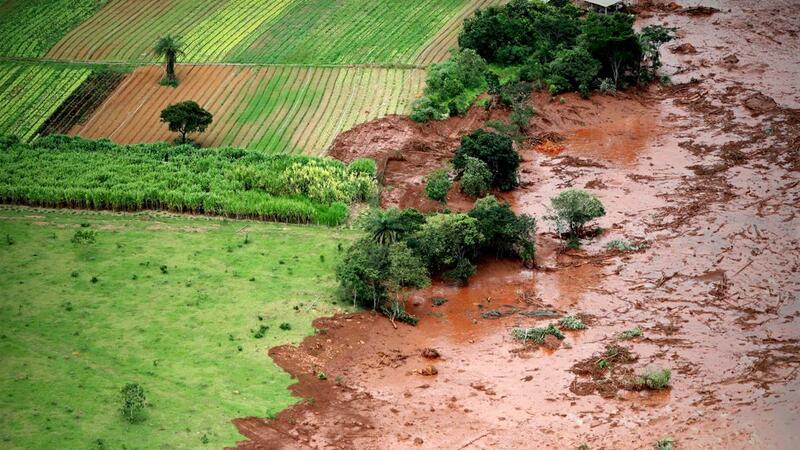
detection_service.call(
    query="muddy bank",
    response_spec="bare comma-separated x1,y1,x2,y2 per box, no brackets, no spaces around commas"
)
233,1,800,448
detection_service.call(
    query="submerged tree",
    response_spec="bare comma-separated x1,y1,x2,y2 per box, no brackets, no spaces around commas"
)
153,35,184,86
160,101,213,144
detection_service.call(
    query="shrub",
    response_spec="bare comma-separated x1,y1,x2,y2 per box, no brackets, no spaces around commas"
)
412,49,488,121
415,213,483,276
387,242,430,290
380,299,419,326
425,168,451,204
512,323,565,344
71,229,97,244
655,438,675,450
120,383,146,423
460,157,492,197
545,46,601,96
279,322,292,331
560,315,587,330
635,368,671,390
549,189,605,237
468,195,536,265
619,326,643,340
348,158,377,178
453,129,519,190
410,97,447,122
606,239,639,252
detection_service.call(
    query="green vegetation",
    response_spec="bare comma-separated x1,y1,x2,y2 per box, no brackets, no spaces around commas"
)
549,189,606,238
0,135,378,225
606,239,641,252
635,368,672,390
0,0,107,58
160,101,213,144
425,168,452,204
0,209,357,449
153,35,184,86
454,129,520,191
460,156,492,197
0,63,91,141
560,315,587,330
655,438,676,450
512,323,565,344
411,49,488,121
468,196,536,266
619,326,644,340
119,383,147,424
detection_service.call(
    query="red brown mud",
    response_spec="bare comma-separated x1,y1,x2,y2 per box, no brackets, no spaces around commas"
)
235,1,800,448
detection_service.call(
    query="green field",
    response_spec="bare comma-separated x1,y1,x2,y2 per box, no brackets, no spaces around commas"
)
0,63,91,140
0,208,358,449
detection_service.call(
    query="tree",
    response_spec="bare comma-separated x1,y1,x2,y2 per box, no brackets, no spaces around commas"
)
578,13,641,87
359,208,425,245
425,168,451,204
545,46,601,97
549,189,605,237
336,238,390,309
153,35,184,86
460,156,492,197
453,129,519,190
120,383,147,423
415,213,483,283
638,25,676,80
160,101,213,144
468,195,536,265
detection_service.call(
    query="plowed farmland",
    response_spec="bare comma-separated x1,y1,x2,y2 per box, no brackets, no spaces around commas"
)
0,63,90,141
71,65,425,154
45,0,505,65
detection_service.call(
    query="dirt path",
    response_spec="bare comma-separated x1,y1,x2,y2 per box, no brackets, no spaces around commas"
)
232,1,799,448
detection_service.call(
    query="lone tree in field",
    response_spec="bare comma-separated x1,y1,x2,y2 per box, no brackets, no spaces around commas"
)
153,35,184,86
160,101,213,144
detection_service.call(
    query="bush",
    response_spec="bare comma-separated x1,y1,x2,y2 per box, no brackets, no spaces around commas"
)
425,168,451,204
415,213,483,276
410,96,447,122
71,229,97,244
460,157,491,197
545,46,601,96
560,315,587,330
549,189,605,237
453,129,519,190
467,195,536,265
655,438,675,450
412,49,488,121
348,158,377,178
635,368,671,390
120,383,147,423
512,323,565,344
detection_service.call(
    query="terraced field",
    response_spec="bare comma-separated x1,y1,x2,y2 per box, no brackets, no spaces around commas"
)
0,63,91,141
71,65,425,154
45,0,504,65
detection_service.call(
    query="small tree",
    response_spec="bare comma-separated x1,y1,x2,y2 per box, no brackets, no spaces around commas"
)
120,383,147,423
468,195,536,265
549,189,605,238
453,129,520,190
160,101,213,144
153,35,184,86
415,213,483,283
460,156,491,197
425,168,451,204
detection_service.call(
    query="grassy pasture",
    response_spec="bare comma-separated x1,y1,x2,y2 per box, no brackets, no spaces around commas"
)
0,208,358,449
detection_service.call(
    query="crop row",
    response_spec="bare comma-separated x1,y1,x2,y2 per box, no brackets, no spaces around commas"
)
0,135,378,225
42,0,488,65
0,64,91,141
71,65,425,155
0,0,106,58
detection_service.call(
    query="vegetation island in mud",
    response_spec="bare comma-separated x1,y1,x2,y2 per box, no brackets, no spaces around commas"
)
0,0,798,449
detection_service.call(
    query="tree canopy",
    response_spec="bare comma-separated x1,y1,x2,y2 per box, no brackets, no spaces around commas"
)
453,129,519,191
159,101,213,144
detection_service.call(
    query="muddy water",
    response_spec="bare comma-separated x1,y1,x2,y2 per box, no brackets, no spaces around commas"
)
234,1,799,449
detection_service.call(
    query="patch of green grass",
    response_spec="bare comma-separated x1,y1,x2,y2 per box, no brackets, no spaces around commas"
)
636,368,672,390
619,326,643,340
0,208,358,449
511,323,565,344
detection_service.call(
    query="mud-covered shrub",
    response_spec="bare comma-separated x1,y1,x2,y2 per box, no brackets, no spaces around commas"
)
635,368,671,390
549,189,605,237
460,156,492,197
425,168,451,204
119,383,147,423
512,323,565,343
606,239,639,252
468,195,536,265
560,315,587,330
619,326,643,340
453,129,519,190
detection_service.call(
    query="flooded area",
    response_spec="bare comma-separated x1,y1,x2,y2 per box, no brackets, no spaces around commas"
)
234,1,799,448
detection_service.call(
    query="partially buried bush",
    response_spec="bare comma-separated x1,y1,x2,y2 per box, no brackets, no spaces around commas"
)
415,213,483,284
453,129,520,191
467,195,535,266
460,156,492,197
512,323,565,344
635,367,671,390
425,168,451,204
549,189,605,238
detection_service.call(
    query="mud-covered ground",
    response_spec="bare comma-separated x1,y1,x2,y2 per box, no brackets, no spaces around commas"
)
233,1,799,448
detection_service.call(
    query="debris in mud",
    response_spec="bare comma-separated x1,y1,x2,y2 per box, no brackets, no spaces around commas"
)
678,6,719,16
431,297,448,306
721,54,739,65
560,315,588,330
671,43,697,54
415,365,438,376
743,92,778,114
534,140,565,156
421,348,441,359
518,309,561,318
570,345,639,398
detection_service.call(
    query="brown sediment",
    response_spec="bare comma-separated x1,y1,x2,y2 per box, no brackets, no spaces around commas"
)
233,1,800,449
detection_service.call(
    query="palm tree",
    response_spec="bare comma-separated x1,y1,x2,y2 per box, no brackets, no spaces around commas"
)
153,35,184,86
